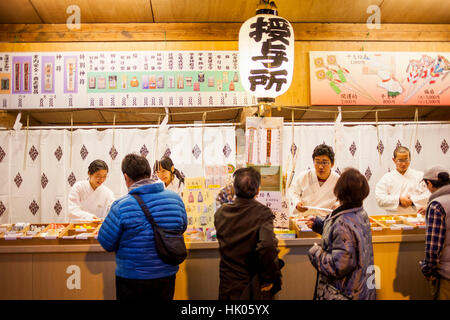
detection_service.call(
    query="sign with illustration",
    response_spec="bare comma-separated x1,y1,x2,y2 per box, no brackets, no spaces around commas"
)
0,51,256,109
183,177,215,229
309,51,450,106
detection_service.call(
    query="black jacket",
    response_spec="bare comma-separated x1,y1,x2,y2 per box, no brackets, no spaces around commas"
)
214,196,283,300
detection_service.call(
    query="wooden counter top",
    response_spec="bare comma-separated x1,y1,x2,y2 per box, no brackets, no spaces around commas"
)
0,234,425,253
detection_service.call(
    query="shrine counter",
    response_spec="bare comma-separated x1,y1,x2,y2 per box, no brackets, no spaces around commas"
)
0,234,431,300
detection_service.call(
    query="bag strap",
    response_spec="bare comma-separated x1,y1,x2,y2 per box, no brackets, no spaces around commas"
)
131,194,158,229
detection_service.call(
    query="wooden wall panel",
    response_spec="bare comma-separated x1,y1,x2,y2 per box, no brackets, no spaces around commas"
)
1,23,448,42
30,0,153,23
151,0,258,23
150,0,450,24
32,252,116,299
0,253,33,299
0,0,42,24
380,0,450,24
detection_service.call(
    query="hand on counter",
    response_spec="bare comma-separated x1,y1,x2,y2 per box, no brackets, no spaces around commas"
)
416,207,426,215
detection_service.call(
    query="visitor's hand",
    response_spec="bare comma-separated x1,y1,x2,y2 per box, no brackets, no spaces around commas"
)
306,216,316,229
399,196,413,207
296,202,308,212
261,283,273,292
417,207,426,215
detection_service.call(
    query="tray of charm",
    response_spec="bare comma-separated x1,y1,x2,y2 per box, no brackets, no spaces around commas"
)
0,224,13,238
38,223,69,239
289,217,321,238
60,222,101,240
397,214,426,232
370,216,420,235
2,223,30,240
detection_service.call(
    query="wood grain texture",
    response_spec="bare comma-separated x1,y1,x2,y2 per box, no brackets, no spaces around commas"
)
1,23,449,42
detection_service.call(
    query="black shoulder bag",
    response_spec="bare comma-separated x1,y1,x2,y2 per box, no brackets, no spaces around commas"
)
132,194,187,266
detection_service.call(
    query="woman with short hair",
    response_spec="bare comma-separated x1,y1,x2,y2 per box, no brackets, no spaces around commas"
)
307,167,376,300
67,159,115,221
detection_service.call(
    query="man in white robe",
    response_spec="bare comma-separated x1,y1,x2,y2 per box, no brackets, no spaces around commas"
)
375,146,430,214
288,144,340,217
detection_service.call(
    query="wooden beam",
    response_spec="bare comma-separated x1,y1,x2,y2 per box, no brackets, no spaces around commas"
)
0,110,18,128
0,23,449,42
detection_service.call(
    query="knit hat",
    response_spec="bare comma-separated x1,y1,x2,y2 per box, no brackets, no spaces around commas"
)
423,165,449,181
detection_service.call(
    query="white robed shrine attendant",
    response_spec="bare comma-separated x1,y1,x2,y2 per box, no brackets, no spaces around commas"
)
68,160,115,221
154,156,185,197
375,146,430,214
288,144,340,216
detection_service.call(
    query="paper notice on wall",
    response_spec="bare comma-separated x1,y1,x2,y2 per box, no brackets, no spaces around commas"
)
256,191,289,229
2,51,257,109
246,117,283,166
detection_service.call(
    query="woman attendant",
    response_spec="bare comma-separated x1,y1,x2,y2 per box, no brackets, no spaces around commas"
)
154,156,185,196
68,159,115,221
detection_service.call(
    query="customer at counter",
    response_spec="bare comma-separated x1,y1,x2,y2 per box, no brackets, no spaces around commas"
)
288,144,340,216
375,146,430,214
214,167,283,300
307,168,376,300
98,153,187,300
420,165,450,300
67,159,115,221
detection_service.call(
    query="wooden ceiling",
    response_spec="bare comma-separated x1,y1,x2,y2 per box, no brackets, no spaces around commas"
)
1,0,449,24
0,0,449,128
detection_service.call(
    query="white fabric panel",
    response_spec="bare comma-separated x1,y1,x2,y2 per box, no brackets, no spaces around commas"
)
1,124,447,222
283,124,450,216
40,130,67,223
10,130,42,223
0,131,11,224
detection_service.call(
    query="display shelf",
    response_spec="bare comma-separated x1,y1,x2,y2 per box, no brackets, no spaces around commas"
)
60,222,101,241
0,224,13,239
289,217,321,239
370,216,422,235
38,223,69,240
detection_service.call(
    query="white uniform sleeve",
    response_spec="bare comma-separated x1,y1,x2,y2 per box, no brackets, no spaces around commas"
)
375,174,400,211
410,180,431,209
288,174,304,214
67,184,97,221
102,189,116,218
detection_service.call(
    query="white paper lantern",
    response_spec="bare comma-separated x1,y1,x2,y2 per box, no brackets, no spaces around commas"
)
239,13,294,102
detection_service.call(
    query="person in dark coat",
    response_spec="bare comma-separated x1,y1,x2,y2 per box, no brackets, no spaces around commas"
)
307,167,376,300
214,167,283,300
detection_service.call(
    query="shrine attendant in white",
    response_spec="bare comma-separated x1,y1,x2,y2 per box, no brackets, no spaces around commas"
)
288,144,340,216
154,156,185,196
375,146,430,214
68,159,115,221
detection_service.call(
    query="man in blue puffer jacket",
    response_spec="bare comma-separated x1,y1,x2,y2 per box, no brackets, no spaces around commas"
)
98,153,187,300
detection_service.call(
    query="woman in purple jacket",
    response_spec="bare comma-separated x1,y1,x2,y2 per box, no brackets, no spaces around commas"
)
307,168,376,300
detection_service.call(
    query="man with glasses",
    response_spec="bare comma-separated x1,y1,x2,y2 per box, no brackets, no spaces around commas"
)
288,143,340,216
375,146,430,214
